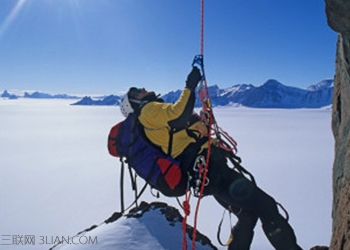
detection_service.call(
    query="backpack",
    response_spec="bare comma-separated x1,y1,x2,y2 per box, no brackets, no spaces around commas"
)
108,114,188,197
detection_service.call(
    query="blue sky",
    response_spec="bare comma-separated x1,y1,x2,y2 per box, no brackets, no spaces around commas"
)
0,0,337,95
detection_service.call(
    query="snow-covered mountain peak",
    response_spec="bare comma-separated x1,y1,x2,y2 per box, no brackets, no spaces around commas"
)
50,201,217,250
307,79,334,91
220,84,253,96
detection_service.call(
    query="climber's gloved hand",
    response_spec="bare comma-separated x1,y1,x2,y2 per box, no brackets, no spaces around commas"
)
186,66,202,91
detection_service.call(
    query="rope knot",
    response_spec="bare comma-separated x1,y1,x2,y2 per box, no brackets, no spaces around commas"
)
183,200,191,216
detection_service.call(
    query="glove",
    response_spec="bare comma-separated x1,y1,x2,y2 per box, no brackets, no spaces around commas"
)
186,66,202,91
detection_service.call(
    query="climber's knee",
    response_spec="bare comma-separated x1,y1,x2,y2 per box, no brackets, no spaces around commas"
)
229,177,255,201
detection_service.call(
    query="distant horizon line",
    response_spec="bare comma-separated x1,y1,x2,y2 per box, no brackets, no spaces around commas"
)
1,77,334,97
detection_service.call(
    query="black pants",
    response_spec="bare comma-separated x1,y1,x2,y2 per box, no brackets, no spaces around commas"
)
198,146,302,250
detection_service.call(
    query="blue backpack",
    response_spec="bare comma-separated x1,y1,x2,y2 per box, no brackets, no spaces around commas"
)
108,114,188,197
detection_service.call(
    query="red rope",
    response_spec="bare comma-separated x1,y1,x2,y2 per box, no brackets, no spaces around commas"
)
182,190,191,250
182,0,241,248
200,0,204,55
185,0,233,228
190,1,213,249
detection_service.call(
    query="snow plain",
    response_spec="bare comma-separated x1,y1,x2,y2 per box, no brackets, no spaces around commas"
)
0,98,333,250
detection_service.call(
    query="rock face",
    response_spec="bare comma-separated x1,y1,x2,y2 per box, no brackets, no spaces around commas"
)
325,0,350,249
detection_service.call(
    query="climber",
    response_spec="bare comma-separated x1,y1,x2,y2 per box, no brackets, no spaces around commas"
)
119,66,303,250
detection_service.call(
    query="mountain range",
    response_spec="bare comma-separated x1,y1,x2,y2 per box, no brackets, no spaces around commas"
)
72,79,334,108
160,79,334,108
1,79,334,108
0,90,80,99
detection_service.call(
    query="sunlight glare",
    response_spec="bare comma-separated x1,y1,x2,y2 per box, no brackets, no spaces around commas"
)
0,0,28,40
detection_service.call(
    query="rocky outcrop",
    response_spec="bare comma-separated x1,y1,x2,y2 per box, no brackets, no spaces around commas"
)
71,95,121,105
1,90,17,99
49,201,217,250
325,0,350,249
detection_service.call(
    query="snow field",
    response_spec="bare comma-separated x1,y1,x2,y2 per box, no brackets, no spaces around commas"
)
0,99,333,250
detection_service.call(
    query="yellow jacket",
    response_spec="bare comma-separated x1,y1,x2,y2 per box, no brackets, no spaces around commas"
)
138,88,208,159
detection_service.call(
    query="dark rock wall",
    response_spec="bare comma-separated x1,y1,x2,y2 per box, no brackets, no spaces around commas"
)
325,0,350,249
